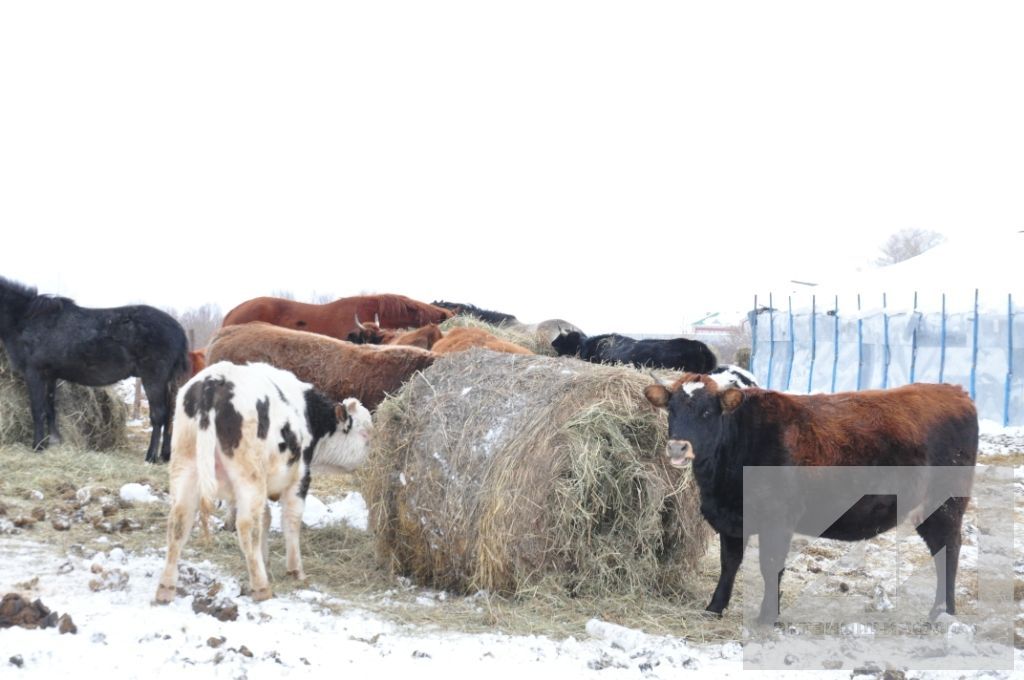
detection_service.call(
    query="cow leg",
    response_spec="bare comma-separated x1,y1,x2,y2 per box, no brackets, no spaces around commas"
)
155,465,200,603
756,526,793,625
235,484,272,601
706,533,748,615
44,377,61,446
261,503,271,567
915,498,967,618
140,378,169,463
25,371,51,451
281,488,306,580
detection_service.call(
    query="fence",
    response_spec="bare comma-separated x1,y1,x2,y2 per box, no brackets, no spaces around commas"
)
749,291,1024,426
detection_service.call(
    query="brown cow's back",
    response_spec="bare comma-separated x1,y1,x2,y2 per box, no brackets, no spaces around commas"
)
206,322,436,410
432,327,533,355
221,294,454,342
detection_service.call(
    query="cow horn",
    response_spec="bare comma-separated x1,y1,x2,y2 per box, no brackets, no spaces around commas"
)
648,370,670,387
374,312,380,326
354,313,366,331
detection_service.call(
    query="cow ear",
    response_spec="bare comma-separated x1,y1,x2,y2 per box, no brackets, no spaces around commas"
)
644,384,672,409
343,397,360,415
719,389,743,413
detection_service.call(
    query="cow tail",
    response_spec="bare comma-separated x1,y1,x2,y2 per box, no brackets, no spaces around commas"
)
195,420,219,542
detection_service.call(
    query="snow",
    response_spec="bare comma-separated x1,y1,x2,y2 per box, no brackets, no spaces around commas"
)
268,492,368,532
761,231,1024,316
2,427,1022,677
119,483,162,504
3,534,1018,678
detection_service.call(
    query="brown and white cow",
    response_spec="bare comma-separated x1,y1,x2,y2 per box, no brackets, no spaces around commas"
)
645,376,977,624
154,361,372,603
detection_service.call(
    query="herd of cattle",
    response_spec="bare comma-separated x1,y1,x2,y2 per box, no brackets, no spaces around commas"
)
0,277,980,624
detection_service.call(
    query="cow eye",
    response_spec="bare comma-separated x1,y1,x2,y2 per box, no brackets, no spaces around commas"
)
701,409,711,419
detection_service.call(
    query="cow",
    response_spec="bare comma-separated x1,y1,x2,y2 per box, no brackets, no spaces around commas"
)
221,294,454,343
553,331,717,373
431,327,533,355
154,361,373,604
188,349,207,378
644,376,978,624
430,300,521,326
206,322,436,411
346,317,443,350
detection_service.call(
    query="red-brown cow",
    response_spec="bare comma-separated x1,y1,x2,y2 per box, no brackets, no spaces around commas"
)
431,327,532,355
645,375,977,624
206,322,436,411
221,294,453,343
346,317,443,350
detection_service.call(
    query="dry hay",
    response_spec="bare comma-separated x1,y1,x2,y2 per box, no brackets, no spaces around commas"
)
0,347,127,451
362,348,710,598
440,315,555,356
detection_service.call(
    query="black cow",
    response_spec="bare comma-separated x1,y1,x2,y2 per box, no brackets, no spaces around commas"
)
431,300,520,326
552,331,717,373
644,375,977,624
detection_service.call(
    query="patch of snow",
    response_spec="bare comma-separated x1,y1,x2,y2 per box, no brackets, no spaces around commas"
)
119,483,162,504
269,493,368,532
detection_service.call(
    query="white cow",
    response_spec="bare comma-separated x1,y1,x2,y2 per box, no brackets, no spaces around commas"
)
155,361,372,603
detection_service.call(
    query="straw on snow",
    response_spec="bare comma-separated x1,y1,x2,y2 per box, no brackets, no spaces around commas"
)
362,348,710,597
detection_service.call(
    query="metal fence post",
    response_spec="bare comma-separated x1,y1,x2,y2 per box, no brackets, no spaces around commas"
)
939,293,947,383
831,296,839,393
785,296,795,391
751,295,758,378
909,291,919,383
970,289,980,401
808,295,817,393
767,294,775,390
1005,293,1014,427
856,294,864,391
882,292,890,389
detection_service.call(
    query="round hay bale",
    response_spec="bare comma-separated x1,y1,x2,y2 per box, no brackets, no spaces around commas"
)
440,316,555,356
362,348,710,597
0,347,128,451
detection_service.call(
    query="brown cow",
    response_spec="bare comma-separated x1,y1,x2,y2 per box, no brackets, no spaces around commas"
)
645,375,978,624
431,327,533,355
188,349,206,377
346,318,443,350
206,322,436,411
221,294,453,342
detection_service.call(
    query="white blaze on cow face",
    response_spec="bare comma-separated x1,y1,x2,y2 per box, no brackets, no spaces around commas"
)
312,397,373,472
682,380,706,396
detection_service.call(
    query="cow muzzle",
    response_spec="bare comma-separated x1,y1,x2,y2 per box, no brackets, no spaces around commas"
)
666,439,695,467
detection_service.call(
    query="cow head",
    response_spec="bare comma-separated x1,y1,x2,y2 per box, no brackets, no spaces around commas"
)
313,397,374,472
644,374,744,468
347,313,389,344
551,330,585,357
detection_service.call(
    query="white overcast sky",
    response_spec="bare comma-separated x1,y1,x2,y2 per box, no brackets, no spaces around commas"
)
1,2,1021,335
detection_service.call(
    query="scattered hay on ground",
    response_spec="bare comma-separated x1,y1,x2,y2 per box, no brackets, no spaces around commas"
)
0,348,127,451
363,348,711,598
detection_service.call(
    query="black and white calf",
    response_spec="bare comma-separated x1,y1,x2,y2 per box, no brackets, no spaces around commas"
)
155,361,373,603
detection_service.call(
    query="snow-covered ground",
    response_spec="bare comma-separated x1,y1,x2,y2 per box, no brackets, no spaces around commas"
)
2,428,1022,678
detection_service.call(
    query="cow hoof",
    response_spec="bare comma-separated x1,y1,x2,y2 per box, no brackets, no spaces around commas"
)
251,587,273,602
700,609,724,620
286,570,306,581
154,584,177,604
